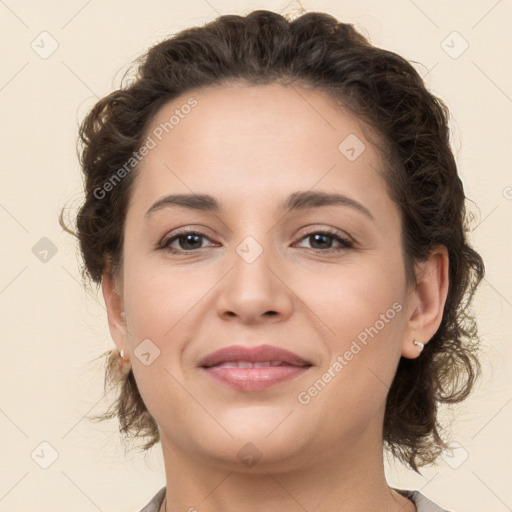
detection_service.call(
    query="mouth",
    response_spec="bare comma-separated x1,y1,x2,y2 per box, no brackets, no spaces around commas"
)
198,344,313,391
207,360,304,368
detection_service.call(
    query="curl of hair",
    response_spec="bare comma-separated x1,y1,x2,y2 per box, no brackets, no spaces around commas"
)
60,10,484,472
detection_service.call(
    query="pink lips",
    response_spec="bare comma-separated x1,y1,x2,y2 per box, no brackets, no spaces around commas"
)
198,344,312,391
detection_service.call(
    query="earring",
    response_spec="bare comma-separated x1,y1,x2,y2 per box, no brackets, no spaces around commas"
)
120,311,126,318
119,349,125,360
413,340,424,352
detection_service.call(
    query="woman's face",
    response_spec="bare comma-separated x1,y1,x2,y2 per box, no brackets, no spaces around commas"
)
108,84,419,471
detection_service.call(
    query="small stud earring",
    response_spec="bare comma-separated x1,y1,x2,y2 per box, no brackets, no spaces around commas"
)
120,311,126,318
413,340,424,352
119,349,125,360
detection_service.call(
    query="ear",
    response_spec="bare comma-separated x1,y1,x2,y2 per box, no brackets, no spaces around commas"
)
101,259,128,353
401,245,449,359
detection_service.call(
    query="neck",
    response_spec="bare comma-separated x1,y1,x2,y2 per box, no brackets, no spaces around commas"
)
157,424,416,512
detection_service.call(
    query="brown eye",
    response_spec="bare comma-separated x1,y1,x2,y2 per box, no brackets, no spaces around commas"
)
295,230,353,253
161,231,214,253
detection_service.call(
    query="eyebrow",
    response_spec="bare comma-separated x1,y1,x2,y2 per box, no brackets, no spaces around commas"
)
145,190,374,221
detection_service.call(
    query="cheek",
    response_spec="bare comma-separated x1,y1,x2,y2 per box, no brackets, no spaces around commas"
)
122,253,206,336
120,263,196,423
296,293,404,444
294,257,405,404
293,250,405,337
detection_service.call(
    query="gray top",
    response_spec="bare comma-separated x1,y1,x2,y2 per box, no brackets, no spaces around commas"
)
137,486,453,511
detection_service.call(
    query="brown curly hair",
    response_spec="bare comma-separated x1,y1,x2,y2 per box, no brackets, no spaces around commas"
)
60,9,484,473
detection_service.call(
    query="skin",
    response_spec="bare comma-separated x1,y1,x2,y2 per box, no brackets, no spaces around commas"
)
102,84,449,512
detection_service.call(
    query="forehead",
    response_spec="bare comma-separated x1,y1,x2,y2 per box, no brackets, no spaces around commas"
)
130,83,388,213
143,82,377,158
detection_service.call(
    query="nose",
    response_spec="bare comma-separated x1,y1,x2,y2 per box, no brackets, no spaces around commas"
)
215,240,294,325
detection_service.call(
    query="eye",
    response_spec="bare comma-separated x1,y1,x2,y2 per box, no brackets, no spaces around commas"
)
160,230,216,253
159,228,353,255
294,229,354,253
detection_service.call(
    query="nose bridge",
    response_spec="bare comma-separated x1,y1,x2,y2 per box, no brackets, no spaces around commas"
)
231,232,278,298
215,229,293,321
229,209,277,276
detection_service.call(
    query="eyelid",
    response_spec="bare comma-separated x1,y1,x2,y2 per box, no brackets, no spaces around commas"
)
159,224,215,245
294,225,354,243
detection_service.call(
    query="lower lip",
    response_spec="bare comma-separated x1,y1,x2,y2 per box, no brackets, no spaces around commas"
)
201,365,311,391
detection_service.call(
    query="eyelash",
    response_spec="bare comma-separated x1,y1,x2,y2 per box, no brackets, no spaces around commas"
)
159,228,354,254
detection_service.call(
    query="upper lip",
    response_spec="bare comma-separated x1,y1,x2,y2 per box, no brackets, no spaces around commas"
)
198,344,312,368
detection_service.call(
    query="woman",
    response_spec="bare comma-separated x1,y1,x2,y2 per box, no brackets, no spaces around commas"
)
61,9,484,512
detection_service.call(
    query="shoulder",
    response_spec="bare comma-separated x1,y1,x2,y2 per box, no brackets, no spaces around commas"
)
137,486,454,512
393,487,455,512
136,486,166,512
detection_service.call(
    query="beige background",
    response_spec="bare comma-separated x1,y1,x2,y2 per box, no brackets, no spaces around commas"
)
1,0,511,511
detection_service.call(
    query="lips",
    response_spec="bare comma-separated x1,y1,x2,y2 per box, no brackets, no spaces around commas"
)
212,361,288,368
198,344,313,391
197,344,312,368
